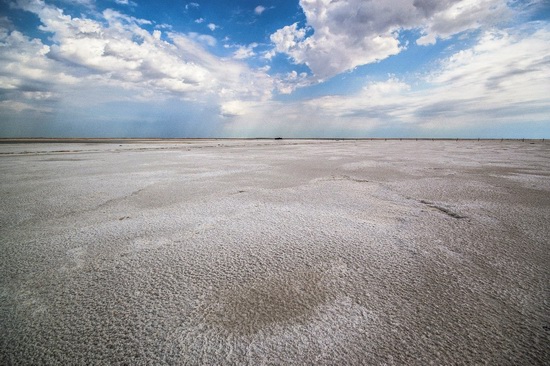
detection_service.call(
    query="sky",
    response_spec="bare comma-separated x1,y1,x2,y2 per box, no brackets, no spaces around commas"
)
0,0,549,138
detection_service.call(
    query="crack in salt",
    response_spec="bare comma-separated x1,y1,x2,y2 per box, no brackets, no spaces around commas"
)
420,200,466,219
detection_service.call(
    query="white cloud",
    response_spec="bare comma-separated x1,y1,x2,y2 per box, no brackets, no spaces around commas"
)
187,32,216,47
4,0,547,138
233,43,258,60
311,26,550,126
22,91,57,100
4,0,274,111
275,70,311,94
0,29,79,87
58,0,95,7
254,6,266,15
270,0,515,80
416,0,511,45
226,24,550,136
423,25,550,114
195,18,204,24
271,23,306,54
207,23,218,31
115,0,137,5
220,100,257,117
155,23,172,30
185,2,199,10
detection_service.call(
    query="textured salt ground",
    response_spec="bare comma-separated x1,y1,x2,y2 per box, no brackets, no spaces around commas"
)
0,140,549,365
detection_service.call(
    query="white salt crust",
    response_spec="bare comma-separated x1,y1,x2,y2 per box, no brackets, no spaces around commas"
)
1,140,549,365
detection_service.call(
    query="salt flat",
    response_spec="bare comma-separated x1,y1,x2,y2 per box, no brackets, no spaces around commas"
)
1,139,549,364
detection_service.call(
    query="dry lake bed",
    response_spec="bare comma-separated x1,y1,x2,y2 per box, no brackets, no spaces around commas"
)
1,139,549,364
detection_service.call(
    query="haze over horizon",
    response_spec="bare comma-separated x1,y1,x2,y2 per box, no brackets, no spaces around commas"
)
1,0,549,138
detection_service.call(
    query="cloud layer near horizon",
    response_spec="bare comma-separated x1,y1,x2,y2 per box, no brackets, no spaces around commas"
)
226,26,550,137
0,0,549,137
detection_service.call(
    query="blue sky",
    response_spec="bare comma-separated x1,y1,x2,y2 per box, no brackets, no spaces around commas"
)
0,0,549,138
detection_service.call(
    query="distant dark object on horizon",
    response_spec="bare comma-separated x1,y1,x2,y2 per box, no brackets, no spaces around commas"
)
274,137,283,140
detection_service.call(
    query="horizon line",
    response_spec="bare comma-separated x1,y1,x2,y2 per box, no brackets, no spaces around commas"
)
0,137,547,144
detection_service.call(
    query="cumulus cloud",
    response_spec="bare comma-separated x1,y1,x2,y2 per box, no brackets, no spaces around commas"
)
313,25,550,126
0,28,78,109
2,0,273,115
270,0,514,79
3,0,547,138
270,23,306,54
416,0,511,45
275,70,311,94
226,24,550,136
207,23,218,31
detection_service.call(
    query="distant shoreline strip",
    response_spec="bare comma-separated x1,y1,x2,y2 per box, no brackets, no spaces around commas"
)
0,138,546,144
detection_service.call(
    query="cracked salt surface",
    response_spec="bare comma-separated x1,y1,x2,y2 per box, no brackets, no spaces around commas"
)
1,140,549,364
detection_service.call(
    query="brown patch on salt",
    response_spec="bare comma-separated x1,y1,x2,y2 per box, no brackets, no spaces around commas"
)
205,268,331,335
